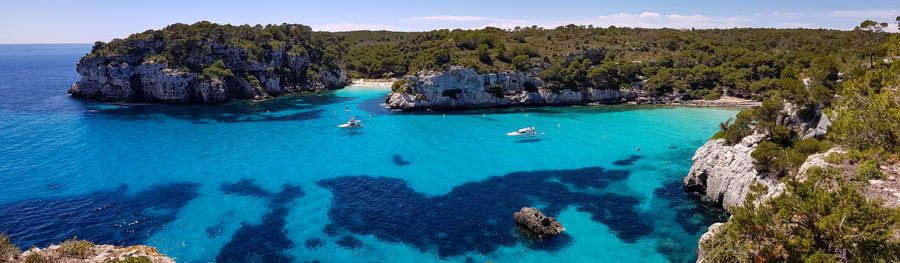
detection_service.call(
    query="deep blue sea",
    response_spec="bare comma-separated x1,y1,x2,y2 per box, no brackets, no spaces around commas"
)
0,44,736,262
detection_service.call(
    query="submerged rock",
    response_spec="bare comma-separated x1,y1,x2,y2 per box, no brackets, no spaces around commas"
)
513,207,565,239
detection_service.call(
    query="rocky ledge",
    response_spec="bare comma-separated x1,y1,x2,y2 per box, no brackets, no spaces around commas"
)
69,39,348,104
513,207,565,240
9,244,174,263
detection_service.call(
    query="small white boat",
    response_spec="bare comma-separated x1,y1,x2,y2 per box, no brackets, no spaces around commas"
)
338,117,363,128
507,127,541,137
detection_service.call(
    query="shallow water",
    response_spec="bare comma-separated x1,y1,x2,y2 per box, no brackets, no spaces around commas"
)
0,44,735,262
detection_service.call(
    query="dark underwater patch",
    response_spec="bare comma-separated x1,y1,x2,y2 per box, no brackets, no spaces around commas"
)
305,238,324,249
0,182,200,248
392,154,410,166
86,93,351,123
652,180,727,261
612,154,642,166
337,236,363,249
221,178,270,197
216,181,305,263
358,96,394,116
668,146,678,149
317,167,650,258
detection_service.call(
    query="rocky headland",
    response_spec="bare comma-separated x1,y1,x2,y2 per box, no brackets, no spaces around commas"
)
68,23,349,104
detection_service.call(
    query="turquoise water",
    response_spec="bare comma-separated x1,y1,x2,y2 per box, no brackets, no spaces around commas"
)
0,44,736,262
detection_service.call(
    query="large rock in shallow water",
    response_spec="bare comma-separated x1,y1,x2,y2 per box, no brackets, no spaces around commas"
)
513,207,565,239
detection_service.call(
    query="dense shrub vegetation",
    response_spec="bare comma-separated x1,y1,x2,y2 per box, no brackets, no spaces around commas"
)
58,237,95,259
703,168,900,263
704,19,900,262
0,233,20,260
108,256,152,263
92,21,888,101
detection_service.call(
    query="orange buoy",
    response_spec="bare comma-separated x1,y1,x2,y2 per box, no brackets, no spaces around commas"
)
636,147,641,151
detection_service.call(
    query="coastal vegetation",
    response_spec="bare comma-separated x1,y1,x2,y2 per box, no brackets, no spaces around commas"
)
1,233,20,260
87,21,887,102
702,20,900,262
702,168,900,263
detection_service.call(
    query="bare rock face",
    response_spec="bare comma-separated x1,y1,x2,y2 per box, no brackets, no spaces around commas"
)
513,207,565,239
16,244,174,263
385,68,639,110
779,102,833,140
683,132,784,212
69,39,349,104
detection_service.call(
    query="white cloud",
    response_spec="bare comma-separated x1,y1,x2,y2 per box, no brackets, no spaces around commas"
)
404,16,493,22
312,23,399,32
639,12,661,18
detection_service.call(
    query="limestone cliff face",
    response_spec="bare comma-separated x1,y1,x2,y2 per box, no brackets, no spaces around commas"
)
683,132,785,212
779,102,832,140
69,39,348,104
384,68,641,110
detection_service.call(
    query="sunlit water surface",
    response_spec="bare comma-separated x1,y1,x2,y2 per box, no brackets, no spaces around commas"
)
0,44,735,262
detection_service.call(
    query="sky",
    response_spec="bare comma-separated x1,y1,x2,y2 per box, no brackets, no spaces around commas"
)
0,0,898,44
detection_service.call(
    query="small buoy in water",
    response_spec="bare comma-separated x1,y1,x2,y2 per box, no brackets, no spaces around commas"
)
666,161,669,165
557,123,561,127
525,113,528,117
333,111,336,114
483,113,486,117
636,147,641,151
443,114,445,117
603,135,606,139
369,114,372,117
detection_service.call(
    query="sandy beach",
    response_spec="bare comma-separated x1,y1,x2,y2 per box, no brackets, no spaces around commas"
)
350,78,397,88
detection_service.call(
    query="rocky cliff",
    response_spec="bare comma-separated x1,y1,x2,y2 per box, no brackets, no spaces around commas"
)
683,132,785,212
385,68,643,110
69,38,348,104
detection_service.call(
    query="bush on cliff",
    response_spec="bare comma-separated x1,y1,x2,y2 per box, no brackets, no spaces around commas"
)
200,60,234,80
24,253,51,263
702,167,900,262
487,84,505,98
58,237,94,259
391,79,410,94
855,159,885,181
0,233,20,260
108,256,152,263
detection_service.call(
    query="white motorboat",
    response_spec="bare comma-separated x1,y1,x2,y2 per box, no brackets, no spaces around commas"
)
338,117,363,128
507,127,541,137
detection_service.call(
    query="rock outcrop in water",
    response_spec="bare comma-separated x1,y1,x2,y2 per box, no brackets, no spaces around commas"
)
385,68,643,110
513,207,565,239
68,24,349,104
